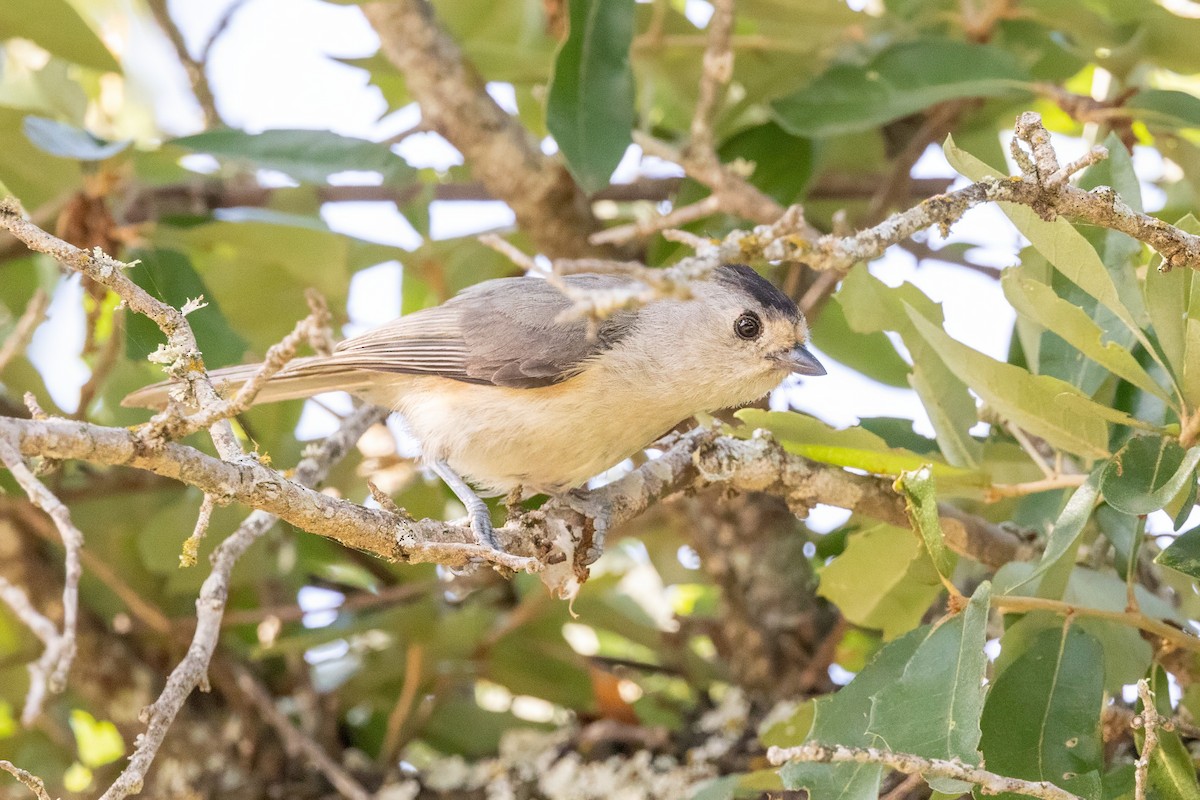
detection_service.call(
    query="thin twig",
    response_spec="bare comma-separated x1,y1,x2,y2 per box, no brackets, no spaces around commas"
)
589,195,722,246
1133,679,1168,800
145,0,223,127
180,493,217,568
232,664,373,800
0,760,53,800
0,437,81,724
985,474,1087,501
0,289,48,374
220,580,433,628
767,742,1084,800
0,578,59,646
98,404,388,800
0,199,243,460
73,306,124,419
198,0,248,64
1006,422,1056,479
380,643,425,765
178,294,330,434
11,502,172,635
994,595,1200,654
687,0,735,158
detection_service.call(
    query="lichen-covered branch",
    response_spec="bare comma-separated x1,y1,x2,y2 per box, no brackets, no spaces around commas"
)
0,199,242,460
98,404,385,800
1133,678,1166,800
362,0,606,258
0,414,537,573
766,742,1085,800
790,113,1200,273
0,436,82,725
0,760,53,800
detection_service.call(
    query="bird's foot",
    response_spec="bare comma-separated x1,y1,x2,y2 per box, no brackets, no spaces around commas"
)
468,507,499,551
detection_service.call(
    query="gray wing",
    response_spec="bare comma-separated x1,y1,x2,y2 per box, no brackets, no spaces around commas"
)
303,274,638,389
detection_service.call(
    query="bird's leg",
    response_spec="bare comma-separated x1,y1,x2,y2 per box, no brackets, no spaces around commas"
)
430,460,499,550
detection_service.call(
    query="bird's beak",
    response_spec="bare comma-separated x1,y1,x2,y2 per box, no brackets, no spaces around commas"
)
776,345,826,376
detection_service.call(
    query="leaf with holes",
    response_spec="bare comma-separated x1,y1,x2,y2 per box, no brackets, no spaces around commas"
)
867,584,990,794
980,617,1104,800
778,625,926,799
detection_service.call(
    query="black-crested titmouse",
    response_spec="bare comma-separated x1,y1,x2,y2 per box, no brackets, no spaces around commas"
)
124,264,825,549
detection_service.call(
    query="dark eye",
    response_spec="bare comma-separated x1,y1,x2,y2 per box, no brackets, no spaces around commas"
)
734,312,762,340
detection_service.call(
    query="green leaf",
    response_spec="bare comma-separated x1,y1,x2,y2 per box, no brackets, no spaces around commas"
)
993,565,1160,694
815,295,911,388
717,122,817,206
124,249,248,370
170,129,413,185
834,266,982,468
904,305,1138,459
1011,469,1102,600
817,524,943,640
772,39,1029,138
779,626,927,799
69,710,125,768
979,619,1104,800
1102,435,1200,516
1002,268,1173,405
736,409,982,484
893,467,956,580
546,0,635,193
867,583,990,795
1155,525,1200,581
431,0,556,85
1145,215,1200,407
1126,89,1200,131
760,701,815,749
22,116,130,162
0,0,120,72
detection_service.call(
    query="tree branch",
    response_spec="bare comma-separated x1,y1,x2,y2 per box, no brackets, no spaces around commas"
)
97,404,385,800
0,289,48,374
789,113,1200,273
0,198,243,460
0,761,53,800
232,664,373,800
1134,678,1166,800
766,742,1085,800
145,0,224,128
0,436,82,724
362,0,606,258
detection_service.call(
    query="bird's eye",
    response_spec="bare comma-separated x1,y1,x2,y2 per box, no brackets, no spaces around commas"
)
734,312,762,340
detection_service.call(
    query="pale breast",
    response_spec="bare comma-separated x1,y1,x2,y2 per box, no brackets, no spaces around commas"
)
375,369,697,494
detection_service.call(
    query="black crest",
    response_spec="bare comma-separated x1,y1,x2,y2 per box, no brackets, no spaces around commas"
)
714,264,799,319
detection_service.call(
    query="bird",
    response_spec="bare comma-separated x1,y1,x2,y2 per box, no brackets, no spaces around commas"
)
124,264,826,551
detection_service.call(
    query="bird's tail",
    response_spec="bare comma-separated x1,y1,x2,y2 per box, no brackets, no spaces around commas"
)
120,357,377,409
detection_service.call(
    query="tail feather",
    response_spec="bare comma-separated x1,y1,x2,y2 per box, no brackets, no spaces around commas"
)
120,357,375,409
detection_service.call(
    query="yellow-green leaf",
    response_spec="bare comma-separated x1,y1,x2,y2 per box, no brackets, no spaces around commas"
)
818,524,944,640
894,467,956,579
1002,268,1173,405
904,305,1143,459
69,710,125,768
736,409,983,484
